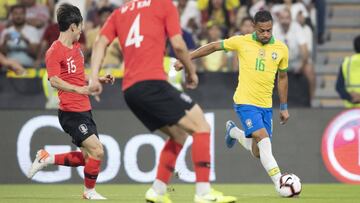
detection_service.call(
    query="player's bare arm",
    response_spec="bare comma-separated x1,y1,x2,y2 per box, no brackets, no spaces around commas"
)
89,35,110,95
278,71,289,124
174,41,223,71
169,34,198,89
190,41,223,60
49,75,90,95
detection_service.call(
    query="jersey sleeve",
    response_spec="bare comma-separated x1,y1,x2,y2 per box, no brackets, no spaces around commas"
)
222,35,242,51
164,0,182,38
100,10,117,44
278,44,289,72
45,48,61,79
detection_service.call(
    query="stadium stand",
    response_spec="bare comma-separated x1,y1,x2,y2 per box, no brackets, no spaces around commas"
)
313,0,360,107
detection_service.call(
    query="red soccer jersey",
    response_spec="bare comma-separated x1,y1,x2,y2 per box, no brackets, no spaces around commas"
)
45,40,91,112
100,0,182,90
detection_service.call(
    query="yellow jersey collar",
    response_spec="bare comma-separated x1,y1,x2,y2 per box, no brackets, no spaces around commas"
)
252,32,275,45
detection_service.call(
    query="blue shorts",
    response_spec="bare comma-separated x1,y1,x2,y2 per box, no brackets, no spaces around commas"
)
233,104,273,138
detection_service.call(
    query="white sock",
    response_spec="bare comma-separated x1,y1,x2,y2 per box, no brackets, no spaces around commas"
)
84,187,95,193
196,182,211,196
152,179,167,195
44,155,55,164
257,138,281,187
230,126,252,151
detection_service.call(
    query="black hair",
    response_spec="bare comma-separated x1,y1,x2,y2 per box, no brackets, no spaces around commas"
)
10,4,26,13
355,35,360,53
98,6,114,16
57,3,83,32
254,10,273,24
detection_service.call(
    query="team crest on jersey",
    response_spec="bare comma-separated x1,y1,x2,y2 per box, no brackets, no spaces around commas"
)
272,52,278,60
258,49,265,59
245,119,253,129
79,124,88,135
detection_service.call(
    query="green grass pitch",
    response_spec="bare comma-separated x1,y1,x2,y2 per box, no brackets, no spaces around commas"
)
1,184,360,203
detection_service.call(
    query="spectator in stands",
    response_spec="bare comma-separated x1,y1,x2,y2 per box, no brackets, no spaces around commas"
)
232,16,255,71
167,0,199,59
34,15,86,68
313,0,326,44
86,6,122,70
198,0,239,37
336,35,360,108
0,52,26,75
175,0,201,42
85,0,116,32
200,22,228,72
0,5,40,68
236,16,255,35
249,0,270,18
167,29,197,58
0,0,16,20
54,0,89,27
296,10,312,56
19,0,50,35
0,0,17,34
273,8,315,99
272,0,309,22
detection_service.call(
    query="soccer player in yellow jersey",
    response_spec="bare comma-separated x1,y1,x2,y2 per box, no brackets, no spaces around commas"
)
175,10,290,194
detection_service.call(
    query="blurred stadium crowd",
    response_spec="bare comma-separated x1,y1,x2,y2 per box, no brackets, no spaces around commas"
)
0,0,327,107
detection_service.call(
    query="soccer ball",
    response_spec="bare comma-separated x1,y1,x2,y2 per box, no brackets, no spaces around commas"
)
278,173,302,197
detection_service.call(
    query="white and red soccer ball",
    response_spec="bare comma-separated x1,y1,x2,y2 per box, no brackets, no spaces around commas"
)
278,173,302,197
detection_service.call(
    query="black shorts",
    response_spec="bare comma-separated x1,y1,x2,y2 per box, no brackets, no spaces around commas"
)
124,80,196,131
58,110,98,147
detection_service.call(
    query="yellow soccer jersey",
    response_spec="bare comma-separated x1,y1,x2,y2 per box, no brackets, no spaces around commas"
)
222,33,288,108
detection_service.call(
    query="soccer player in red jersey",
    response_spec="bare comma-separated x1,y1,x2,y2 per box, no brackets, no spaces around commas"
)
27,4,114,200
89,0,237,202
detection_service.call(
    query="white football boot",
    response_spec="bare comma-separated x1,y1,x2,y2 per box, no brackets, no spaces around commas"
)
27,149,50,179
83,189,107,200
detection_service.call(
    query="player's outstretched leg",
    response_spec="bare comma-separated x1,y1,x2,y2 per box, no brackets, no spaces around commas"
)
28,149,87,179
179,105,237,203
225,120,252,150
192,132,236,203
27,149,52,178
81,135,106,200
253,129,282,193
28,146,106,200
145,138,183,203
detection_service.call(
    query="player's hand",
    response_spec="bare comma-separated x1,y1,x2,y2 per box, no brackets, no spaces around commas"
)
185,72,198,89
99,74,115,85
174,60,184,71
279,109,290,125
89,76,103,96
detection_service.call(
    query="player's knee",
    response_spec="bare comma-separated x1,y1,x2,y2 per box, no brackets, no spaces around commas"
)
194,121,210,134
251,149,260,158
251,133,262,142
96,145,105,160
252,130,268,142
251,144,260,158
89,144,104,160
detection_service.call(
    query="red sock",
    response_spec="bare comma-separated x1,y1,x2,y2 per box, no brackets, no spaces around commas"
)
156,139,183,184
84,157,101,189
192,132,210,182
54,151,85,166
